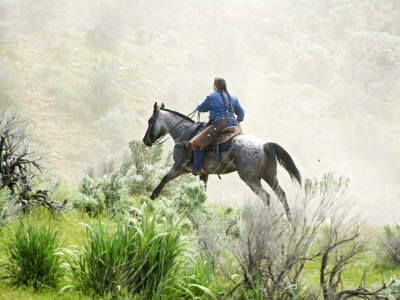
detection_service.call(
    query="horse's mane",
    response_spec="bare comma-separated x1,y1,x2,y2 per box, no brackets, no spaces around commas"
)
161,108,195,123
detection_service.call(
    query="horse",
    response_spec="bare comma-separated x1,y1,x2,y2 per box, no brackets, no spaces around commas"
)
142,102,301,219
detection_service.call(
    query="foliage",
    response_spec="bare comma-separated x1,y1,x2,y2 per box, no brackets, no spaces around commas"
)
174,182,207,220
0,188,18,226
65,206,214,298
151,182,208,232
93,106,131,142
194,174,391,299
48,55,123,120
73,172,126,216
121,140,193,198
120,140,163,176
376,224,400,268
4,217,65,289
64,219,139,296
373,276,400,299
74,138,195,216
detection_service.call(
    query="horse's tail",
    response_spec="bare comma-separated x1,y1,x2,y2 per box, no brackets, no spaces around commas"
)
264,142,302,185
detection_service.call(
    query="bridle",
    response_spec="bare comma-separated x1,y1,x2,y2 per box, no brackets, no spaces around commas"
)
146,109,197,146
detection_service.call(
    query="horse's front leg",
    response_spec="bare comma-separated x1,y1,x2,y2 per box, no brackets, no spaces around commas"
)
150,164,182,200
199,174,208,190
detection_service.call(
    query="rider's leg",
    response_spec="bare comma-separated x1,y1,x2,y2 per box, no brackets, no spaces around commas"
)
191,149,205,172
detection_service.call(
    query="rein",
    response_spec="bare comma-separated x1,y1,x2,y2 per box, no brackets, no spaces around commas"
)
152,109,197,145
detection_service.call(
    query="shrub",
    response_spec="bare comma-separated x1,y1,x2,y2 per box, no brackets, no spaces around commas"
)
121,140,193,198
47,55,123,120
195,174,386,299
74,139,196,215
120,140,163,176
94,107,131,142
84,56,122,116
73,172,123,216
372,275,400,299
375,224,400,268
0,188,18,227
72,194,104,216
174,182,207,221
4,217,65,289
151,182,208,233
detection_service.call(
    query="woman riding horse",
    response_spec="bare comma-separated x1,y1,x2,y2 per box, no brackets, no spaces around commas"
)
184,78,245,175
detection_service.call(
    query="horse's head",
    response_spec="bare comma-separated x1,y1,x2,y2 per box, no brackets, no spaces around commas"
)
142,102,166,146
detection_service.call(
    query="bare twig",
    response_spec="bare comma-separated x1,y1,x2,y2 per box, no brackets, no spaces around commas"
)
0,109,65,214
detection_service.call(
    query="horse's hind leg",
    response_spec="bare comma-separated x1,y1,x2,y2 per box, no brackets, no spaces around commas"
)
239,175,271,206
265,175,291,221
150,164,182,199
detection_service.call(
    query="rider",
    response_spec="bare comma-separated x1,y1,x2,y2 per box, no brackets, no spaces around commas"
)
185,77,245,174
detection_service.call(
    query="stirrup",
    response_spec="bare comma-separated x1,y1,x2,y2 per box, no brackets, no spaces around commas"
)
182,165,200,176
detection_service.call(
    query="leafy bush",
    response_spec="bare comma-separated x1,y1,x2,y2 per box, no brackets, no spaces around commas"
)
151,182,208,233
84,56,122,116
122,140,193,198
372,275,400,299
4,217,65,289
120,140,163,176
174,182,207,220
375,224,400,268
73,172,124,216
94,107,131,141
74,139,195,216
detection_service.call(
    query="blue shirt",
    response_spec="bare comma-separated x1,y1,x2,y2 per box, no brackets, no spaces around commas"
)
196,90,245,123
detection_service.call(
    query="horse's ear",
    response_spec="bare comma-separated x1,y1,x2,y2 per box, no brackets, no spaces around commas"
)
160,103,165,110
153,102,158,111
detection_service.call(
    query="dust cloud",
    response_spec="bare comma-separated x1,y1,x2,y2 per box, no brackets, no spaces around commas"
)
0,0,399,223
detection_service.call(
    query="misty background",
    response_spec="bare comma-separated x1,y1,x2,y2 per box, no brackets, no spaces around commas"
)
0,0,399,223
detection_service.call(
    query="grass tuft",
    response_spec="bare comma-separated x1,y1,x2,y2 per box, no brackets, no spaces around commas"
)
4,217,65,290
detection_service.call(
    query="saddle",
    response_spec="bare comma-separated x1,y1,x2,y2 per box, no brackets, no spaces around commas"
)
185,122,239,151
217,126,239,144
182,125,239,176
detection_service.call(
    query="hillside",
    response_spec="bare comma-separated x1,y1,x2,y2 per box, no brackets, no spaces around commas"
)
0,0,399,222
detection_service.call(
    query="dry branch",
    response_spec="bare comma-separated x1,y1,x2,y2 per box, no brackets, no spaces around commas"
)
0,109,65,214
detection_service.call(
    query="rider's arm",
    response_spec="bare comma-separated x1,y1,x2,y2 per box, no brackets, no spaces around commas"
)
196,96,212,112
234,98,245,122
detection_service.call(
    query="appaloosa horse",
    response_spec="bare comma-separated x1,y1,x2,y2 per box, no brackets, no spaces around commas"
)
143,102,301,219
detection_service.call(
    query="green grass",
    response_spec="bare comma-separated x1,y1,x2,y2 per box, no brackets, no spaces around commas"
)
0,204,398,299
2,217,64,291
301,236,400,295
0,209,103,299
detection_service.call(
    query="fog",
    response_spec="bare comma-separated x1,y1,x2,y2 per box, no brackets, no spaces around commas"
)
0,0,399,223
